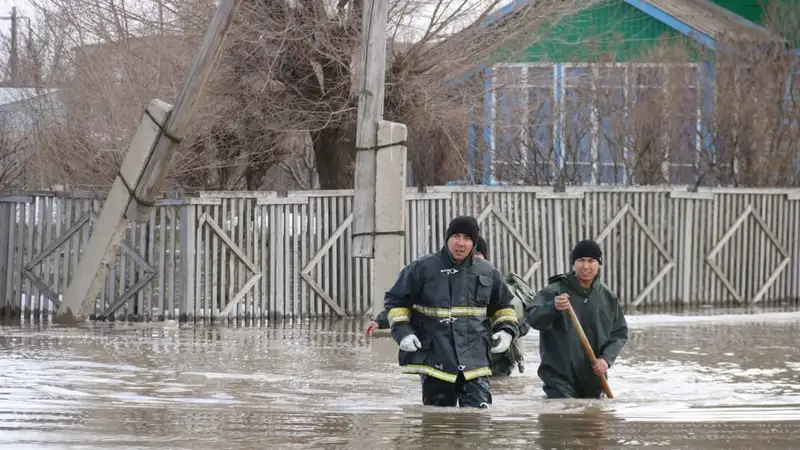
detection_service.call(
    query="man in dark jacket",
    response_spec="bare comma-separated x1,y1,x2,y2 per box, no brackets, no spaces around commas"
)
365,236,494,337
492,272,533,376
384,216,520,408
366,236,532,377
367,236,532,377
526,239,628,399
473,237,532,377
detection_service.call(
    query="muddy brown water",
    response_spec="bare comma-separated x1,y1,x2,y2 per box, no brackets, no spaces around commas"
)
1,310,800,449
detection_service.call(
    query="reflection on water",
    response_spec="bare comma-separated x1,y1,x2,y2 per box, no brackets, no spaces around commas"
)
1,311,800,449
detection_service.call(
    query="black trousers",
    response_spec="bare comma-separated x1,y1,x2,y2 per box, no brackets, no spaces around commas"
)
421,372,492,408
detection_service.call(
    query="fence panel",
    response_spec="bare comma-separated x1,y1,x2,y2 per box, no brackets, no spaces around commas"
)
2,187,799,320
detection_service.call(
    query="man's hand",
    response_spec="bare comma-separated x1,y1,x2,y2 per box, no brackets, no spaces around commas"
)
399,334,422,352
490,331,513,354
554,293,571,311
593,358,609,375
364,321,379,337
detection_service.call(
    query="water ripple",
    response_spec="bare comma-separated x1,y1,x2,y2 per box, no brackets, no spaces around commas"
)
1,312,799,449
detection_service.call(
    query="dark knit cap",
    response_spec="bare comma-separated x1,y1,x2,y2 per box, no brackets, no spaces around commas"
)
445,216,479,244
571,239,603,265
475,236,489,261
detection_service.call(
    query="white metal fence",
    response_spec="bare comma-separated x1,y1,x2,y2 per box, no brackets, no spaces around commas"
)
1,186,799,320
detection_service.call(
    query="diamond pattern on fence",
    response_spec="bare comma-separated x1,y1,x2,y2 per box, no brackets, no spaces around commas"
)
476,203,542,282
299,213,351,317
595,204,675,307
22,211,156,317
705,204,790,305
197,212,262,317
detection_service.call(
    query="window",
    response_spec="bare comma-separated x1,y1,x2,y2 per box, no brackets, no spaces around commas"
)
561,66,594,185
493,69,526,184
523,86,555,184
666,65,700,185
494,84,521,182
490,64,556,185
706,63,739,185
596,65,628,184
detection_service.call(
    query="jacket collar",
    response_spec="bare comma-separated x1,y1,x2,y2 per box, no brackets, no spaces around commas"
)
564,272,600,294
548,271,600,294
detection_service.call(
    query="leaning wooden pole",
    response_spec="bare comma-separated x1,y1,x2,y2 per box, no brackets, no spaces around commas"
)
350,0,408,321
566,305,615,399
352,0,390,260
56,0,244,324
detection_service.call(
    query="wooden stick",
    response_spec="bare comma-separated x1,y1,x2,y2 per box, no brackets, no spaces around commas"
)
566,305,615,399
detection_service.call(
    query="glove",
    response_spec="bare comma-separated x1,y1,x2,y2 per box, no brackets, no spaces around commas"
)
518,322,531,337
490,331,512,354
399,334,422,352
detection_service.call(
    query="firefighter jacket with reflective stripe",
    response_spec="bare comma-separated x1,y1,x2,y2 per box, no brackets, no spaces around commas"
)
384,246,520,383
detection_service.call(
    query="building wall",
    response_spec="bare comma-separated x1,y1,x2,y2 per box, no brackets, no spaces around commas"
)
485,62,705,186
0,89,63,135
473,0,795,186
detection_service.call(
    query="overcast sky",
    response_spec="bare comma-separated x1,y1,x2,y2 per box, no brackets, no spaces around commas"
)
0,0,34,33
1,0,34,63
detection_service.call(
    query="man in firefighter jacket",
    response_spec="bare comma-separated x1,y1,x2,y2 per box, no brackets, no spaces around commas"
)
364,236,495,338
472,236,532,377
384,215,520,408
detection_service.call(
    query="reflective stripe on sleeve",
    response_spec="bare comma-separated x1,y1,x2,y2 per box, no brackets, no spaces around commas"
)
388,307,410,326
490,308,519,327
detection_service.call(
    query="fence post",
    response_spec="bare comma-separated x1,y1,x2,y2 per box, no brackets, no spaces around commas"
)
179,201,197,320
788,192,800,301
670,191,714,304
553,199,566,274
0,201,9,307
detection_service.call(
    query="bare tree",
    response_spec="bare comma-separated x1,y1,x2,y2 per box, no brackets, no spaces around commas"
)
0,114,28,193
15,0,600,191
685,2,800,188
193,0,601,189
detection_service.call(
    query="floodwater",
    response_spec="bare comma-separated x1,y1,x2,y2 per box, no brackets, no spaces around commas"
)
1,309,800,450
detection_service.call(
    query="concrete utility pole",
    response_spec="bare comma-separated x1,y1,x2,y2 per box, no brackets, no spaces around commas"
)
9,7,17,85
370,121,407,317
351,0,408,317
55,0,245,323
0,7,19,85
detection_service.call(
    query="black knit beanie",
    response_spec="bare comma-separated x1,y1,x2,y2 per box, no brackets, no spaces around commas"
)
571,239,603,265
475,236,489,261
445,216,479,244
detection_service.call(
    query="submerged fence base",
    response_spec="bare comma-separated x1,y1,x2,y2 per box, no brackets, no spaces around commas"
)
2,186,800,321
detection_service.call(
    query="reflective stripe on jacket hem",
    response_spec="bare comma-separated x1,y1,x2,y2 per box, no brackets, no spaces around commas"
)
412,304,487,318
400,364,493,383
